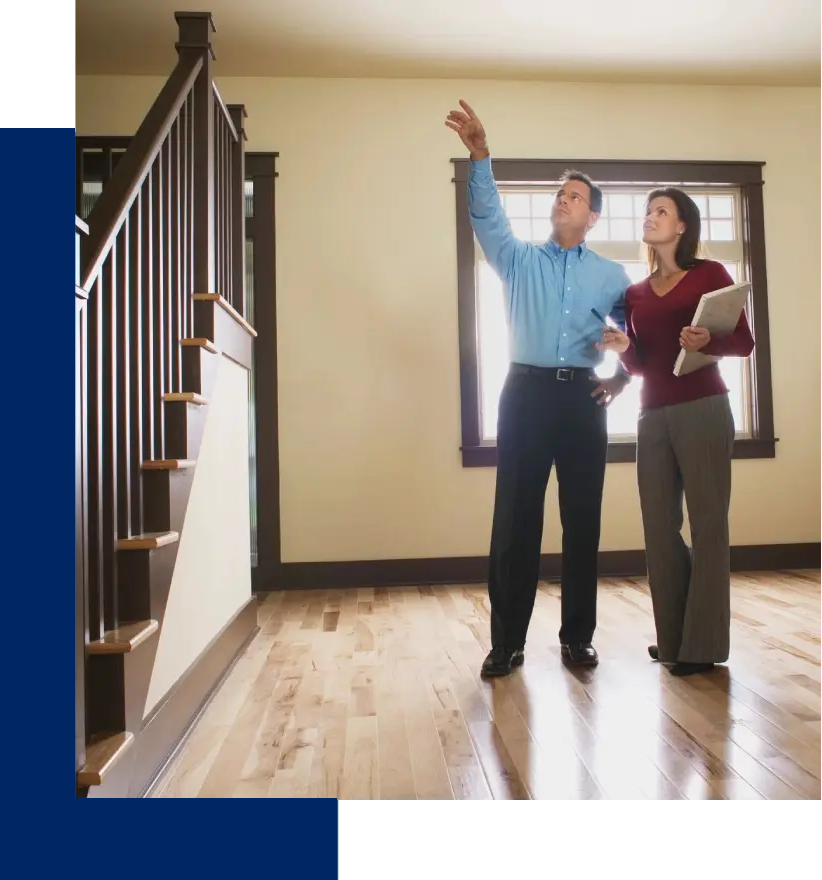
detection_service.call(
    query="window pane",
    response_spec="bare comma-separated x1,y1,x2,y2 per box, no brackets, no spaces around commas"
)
587,220,609,242
620,261,649,284
709,195,734,219
81,180,103,219
719,357,747,433
477,262,509,440
709,219,734,241
633,194,648,217
510,218,531,240
690,195,707,218
609,194,634,218
504,193,531,218
610,218,635,240
595,350,643,435
531,193,554,217
635,219,645,240
721,263,739,283
244,180,254,218
245,238,255,326
532,218,552,242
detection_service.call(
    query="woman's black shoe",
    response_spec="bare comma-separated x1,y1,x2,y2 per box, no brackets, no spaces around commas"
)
648,645,659,661
670,661,715,677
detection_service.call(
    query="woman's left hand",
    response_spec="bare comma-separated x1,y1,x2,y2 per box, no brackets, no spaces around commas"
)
680,326,711,351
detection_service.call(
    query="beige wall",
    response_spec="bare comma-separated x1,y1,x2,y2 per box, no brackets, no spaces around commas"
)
145,356,252,714
77,76,821,563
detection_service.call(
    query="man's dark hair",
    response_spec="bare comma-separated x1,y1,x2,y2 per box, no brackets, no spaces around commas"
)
559,169,603,214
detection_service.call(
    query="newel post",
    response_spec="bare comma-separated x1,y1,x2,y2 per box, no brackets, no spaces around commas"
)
175,11,216,294
228,104,248,319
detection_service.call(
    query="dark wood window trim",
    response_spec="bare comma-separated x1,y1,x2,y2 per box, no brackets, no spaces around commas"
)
451,158,777,467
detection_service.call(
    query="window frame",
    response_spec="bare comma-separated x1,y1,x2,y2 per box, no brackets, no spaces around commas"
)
451,157,776,466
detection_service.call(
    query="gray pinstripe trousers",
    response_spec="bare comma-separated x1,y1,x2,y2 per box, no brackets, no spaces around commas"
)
636,393,734,664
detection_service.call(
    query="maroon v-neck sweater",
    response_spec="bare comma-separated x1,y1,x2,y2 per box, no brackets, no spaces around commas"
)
619,260,755,410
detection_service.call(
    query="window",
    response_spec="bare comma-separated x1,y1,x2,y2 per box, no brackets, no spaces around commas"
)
75,138,131,219
477,186,747,442
452,159,776,466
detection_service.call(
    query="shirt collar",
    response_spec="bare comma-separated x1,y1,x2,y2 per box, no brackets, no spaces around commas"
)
547,238,589,260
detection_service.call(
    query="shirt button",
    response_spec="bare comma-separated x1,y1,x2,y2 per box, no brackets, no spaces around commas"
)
567,287,571,291
560,357,565,362
563,333,567,337
565,310,570,314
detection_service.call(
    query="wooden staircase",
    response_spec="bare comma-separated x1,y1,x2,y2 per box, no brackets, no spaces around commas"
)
75,11,257,797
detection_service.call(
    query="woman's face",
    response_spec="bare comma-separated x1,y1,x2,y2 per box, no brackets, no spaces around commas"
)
642,196,685,247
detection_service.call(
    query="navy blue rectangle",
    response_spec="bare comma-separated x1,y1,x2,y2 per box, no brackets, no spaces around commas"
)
0,130,339,857
0,126,78,800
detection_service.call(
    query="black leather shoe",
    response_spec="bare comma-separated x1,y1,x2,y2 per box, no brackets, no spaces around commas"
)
481,647,524,677
648,645,659,661
561,642,599,666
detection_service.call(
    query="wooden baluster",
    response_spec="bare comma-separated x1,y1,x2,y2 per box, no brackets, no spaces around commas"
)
222,113,228,303
223,113,237,306
87,275,105,642
141,173,156,465
228,104,247,319
115,222,131,544
170,120,182,394
151,152,166,459
214,106,222,300
181,95,191,343
128,193,144,536
101,248,118,631
164,139,174,396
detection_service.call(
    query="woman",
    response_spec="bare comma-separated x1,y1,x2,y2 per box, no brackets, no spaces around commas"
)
598,188,754,676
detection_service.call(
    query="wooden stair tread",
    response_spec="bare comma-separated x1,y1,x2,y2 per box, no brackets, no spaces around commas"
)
117,531,179,551
142,459,196,470
181,337,219,353
194,292,258,338
77,731,134,787
163,392,207,405
87,620,159,655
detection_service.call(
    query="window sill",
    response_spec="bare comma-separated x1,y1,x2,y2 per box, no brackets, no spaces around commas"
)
461,437,777,468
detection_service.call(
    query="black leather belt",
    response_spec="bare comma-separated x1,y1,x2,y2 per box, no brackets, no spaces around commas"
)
510,363,592,382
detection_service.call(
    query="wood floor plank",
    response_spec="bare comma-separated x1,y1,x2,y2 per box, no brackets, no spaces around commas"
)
153,571,820,799
375,666,416,799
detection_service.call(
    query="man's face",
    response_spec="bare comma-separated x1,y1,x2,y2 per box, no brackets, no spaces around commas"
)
550,179,599,237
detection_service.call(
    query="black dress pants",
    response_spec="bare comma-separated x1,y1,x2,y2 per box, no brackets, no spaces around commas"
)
488,364,608,651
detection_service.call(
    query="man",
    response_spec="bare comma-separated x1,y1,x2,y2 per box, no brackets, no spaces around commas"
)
445,100,631,676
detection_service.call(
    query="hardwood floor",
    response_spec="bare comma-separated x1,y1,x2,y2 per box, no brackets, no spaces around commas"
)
150,570,821,799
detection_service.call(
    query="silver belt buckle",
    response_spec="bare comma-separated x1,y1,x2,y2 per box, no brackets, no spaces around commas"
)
556,368,574,381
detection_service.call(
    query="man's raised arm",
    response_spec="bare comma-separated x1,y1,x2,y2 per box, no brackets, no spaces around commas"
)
446,100,524,279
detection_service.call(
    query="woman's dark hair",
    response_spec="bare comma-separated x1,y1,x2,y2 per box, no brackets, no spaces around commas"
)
644,187,704,272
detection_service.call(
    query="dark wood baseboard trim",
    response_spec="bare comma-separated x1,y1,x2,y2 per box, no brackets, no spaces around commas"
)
131,597,259,798
270,543,820,591
729,542,820,572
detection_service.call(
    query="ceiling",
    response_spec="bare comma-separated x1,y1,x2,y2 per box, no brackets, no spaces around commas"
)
76,0,821,86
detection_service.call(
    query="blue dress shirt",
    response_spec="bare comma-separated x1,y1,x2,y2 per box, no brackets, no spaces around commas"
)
468,156,630,369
